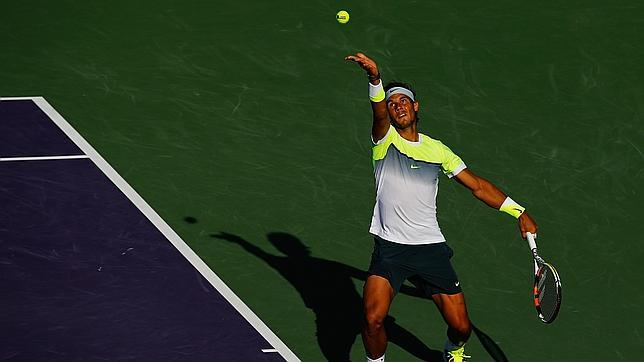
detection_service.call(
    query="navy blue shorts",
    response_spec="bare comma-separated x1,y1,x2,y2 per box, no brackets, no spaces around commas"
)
368,236,462,296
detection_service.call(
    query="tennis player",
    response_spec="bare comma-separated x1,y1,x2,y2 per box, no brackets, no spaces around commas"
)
345,52,538,362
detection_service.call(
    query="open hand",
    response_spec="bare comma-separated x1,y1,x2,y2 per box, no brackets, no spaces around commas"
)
345,52,380,79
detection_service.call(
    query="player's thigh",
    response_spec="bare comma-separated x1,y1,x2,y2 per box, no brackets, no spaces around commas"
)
432,292,470,328
363,275,394,321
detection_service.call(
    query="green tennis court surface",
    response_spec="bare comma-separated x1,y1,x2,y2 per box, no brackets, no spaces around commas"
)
2,1,643,360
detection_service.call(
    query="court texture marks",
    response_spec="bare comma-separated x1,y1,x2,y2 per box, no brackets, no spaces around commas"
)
2,1,644,361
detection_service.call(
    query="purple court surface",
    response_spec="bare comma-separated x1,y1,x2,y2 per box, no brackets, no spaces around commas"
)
0,98,298,361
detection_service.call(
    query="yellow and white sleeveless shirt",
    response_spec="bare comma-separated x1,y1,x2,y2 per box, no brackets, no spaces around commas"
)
369,125,466,245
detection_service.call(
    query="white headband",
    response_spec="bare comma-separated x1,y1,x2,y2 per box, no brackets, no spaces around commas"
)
385,87,415,102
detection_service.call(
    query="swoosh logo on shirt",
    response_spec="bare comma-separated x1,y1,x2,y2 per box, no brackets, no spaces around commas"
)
410,164,420,169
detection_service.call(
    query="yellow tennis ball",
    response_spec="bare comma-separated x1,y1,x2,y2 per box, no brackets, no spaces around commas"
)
336,10,350,24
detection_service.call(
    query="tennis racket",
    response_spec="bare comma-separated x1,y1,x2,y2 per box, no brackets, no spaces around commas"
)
526,232,562,323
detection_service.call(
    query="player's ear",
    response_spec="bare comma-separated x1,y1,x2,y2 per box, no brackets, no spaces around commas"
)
413,101,419,112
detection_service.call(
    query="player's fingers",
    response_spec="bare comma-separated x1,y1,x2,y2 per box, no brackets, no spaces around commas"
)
346,58,371,70
519,220,527,239
345,55,378,75
522,226,538,240
345,55,366,65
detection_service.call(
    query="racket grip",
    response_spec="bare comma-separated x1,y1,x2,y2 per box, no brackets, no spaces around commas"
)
526,232,538,251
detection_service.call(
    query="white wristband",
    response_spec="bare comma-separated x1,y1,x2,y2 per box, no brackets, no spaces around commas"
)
369,81,385,102
499,196,525,218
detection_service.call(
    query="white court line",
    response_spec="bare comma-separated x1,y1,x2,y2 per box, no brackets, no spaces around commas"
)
0,155,89,162
0,96,41,101
4,96,299,362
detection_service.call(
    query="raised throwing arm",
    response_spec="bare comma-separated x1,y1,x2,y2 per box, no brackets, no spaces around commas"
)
345,52,390,141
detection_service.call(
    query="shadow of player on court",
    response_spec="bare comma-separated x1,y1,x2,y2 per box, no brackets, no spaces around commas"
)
211,231,444,362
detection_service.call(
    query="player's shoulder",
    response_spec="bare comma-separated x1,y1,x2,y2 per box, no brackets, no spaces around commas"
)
420,133,462,158
420,132,447,148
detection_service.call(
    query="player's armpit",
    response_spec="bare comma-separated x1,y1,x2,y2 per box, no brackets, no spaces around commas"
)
371,119,389,143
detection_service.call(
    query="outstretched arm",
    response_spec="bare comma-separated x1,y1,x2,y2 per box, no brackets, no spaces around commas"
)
453,169,537,238
211,232,273,262
345,52,390,141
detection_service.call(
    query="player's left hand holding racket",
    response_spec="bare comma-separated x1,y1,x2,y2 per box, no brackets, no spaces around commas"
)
526,232,562,323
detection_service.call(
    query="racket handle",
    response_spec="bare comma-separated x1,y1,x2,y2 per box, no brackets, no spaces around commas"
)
526,232,540,273
526,232,538,251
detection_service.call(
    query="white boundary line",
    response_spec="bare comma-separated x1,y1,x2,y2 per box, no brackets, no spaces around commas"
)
6,96,299,362
0,96,40,101
0,155,89,162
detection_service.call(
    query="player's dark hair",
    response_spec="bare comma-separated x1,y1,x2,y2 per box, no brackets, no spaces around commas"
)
384,81,417,100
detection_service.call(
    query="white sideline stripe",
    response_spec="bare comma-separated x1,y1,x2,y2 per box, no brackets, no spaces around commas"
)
24,96,299,362
0,155,89,162
1,96,42,101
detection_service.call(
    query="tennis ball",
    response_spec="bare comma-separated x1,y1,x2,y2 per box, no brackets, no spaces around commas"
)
336,10,350,24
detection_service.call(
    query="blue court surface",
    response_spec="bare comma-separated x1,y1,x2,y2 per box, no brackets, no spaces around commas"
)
0,98,299,361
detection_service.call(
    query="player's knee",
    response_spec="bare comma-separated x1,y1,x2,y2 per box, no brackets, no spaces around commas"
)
364,310,386,335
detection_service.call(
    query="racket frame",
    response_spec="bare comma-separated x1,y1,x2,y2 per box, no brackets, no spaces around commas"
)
526,232,562,324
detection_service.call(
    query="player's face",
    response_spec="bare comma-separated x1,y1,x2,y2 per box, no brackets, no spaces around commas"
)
386,94,419,129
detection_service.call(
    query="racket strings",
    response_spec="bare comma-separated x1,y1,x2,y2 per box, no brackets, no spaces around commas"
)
535,264,561,323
